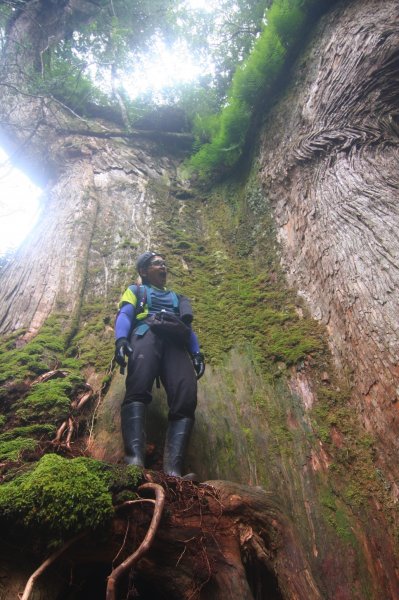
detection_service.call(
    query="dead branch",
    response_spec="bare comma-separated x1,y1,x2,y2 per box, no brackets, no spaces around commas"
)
106,483,165,600
19,534,85,600
55,126,195,145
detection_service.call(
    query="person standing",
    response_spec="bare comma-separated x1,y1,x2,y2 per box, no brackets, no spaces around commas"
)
114,251,205,478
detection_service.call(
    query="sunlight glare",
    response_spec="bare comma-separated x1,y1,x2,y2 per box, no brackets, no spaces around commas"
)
0,149,42,255
185,0,214,11
122,38,209,99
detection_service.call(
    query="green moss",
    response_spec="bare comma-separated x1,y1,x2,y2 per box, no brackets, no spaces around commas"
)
0,454,113,544
0,316,67,388
15,376,83,423
320,487,356,543
0,314,98,470
329,508,355,544
69,305,114,372
120,239,138,249
0,424,55,441
0,437,38,461
107,464,143,491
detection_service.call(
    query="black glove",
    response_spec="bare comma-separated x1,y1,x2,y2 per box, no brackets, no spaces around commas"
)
191,352,205,380
114,337,133,369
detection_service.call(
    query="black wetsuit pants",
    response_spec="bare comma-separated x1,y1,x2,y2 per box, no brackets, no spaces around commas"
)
123,329,197,421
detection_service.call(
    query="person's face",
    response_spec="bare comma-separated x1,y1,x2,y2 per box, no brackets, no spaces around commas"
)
142,255,167,288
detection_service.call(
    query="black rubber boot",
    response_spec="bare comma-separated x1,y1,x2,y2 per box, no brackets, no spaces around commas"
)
163,417,196,478
121,402,146,467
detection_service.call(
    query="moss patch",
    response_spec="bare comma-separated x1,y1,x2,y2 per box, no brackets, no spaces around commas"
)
0,437,39,461
0,454,114,545
0,317,66,389
15,376,84,423
0,313,98,473
153,175,326,381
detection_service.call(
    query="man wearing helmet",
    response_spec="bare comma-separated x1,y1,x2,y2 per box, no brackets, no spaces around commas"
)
114,251,205,478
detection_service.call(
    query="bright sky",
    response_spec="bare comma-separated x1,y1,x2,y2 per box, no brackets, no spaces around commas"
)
122,38,211,100
0,149,42,255
0,0,215,256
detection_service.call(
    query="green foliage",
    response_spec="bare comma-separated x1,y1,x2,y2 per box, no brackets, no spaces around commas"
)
188,0,335,179
36,48,111,115
0,454,113,543
3,0,275,127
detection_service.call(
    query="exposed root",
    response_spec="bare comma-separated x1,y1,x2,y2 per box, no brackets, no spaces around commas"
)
32,369,67,384
106,482,165,600
112,497,158,566
53,384,93,448
65,417,74,449
19,534,85,600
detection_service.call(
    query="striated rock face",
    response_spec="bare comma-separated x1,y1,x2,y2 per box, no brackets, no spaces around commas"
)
258,0,399,463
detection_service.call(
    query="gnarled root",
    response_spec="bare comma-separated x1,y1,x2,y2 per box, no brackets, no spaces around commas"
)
106,482,165,600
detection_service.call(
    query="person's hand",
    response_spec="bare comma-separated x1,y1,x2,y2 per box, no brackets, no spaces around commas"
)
191,352,205,379
114,337,133,368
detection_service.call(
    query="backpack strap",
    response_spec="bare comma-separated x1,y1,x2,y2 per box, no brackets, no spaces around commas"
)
128,284,147,314
144,285,152,310
142,286,179,313
171,291,179,312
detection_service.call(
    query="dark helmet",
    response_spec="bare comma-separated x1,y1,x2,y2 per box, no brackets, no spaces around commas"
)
136,251,163,273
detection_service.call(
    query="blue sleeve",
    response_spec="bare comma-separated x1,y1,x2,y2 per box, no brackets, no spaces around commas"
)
115,303,136,340
187,329,200,354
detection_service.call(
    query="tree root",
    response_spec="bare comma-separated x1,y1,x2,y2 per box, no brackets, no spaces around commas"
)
106,482,165,600
33,369,66,384
19,534,85,600
53,384,93,447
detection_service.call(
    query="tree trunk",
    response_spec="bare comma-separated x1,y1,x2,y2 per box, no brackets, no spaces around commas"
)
258,0,399,476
